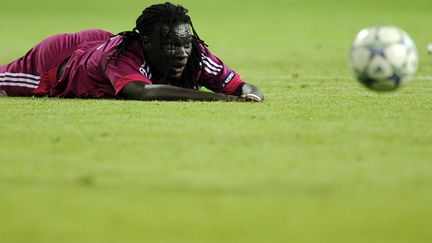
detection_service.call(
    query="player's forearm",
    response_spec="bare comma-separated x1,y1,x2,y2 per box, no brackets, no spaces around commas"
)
121,82,239,101
142,84,239,101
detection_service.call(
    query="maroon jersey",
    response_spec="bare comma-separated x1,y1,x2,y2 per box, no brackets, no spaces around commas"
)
0,29,244,98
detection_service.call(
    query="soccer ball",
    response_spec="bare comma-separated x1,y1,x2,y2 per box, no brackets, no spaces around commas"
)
349,25,418,91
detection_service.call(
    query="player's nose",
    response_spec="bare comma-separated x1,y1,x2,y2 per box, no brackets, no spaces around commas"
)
175,46,189,59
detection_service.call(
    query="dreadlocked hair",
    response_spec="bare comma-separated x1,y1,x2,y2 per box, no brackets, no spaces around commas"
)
111,2,206,89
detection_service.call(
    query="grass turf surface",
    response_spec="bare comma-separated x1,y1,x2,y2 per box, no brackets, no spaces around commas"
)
1,0,432,242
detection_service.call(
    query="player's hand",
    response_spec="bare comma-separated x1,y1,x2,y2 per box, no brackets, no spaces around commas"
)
241,84,264,102
241,93,262,102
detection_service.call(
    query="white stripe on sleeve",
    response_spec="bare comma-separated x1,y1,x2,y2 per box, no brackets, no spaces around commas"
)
0,77,40,84
201,55,223,68
203,60,222,73
0,72,40,80
0,82,38,89
204,67,219,75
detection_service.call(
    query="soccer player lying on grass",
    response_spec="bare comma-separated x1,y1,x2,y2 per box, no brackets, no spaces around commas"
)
0,2,263,102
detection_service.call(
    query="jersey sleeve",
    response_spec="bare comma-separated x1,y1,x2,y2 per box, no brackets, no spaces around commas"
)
198,45,245,95
102,45,152,95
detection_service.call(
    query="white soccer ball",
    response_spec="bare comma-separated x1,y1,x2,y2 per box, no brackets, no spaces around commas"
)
349,25,419,91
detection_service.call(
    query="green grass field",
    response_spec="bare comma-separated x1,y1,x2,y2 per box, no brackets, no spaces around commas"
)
1,0,432,242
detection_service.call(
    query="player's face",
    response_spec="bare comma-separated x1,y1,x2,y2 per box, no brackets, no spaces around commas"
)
143,22,193,81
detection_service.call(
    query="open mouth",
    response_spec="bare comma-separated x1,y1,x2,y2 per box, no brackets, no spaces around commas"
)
170,64,186,74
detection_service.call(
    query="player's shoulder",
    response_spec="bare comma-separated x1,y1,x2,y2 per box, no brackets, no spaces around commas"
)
198,43,211,56
198,43,224,66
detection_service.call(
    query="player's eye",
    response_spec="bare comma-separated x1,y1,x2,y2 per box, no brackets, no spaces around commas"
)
184,42,191,49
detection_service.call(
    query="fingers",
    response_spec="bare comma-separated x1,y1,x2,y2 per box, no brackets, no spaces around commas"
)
241,93,263,102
